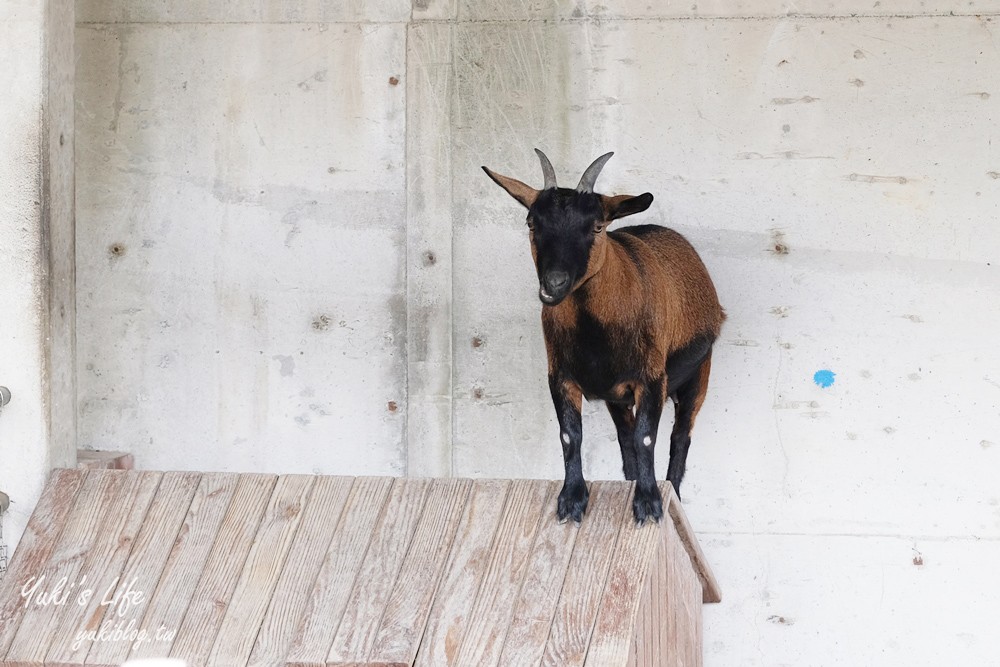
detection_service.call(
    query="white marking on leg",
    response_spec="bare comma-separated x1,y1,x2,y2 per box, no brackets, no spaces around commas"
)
562,432,570,445
643,435,652,446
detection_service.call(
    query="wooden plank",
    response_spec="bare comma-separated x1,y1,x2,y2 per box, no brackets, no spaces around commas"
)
285,477,394,667
660,522,677,667
665,525,680,667
166,473,277,663
367,478,472,666
497,483,580,667
84,471,201,667
412,479,510,667
453,479,553,667
628,485,711,667
665,485,721,604
207,474,316,667
4,470,132,665
0,469,85,660
627,516,670,667
76,450,134,470
689,568,704,667
125,473,240,662
245,476,354,667
585,491,663,667
669,518,705,667
541,481,631,667
45,471,162,665
325,478,433,664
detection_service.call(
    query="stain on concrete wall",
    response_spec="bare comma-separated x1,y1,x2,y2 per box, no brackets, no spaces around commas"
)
74,2,1000,664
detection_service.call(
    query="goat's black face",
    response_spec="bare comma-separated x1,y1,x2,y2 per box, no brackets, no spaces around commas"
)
482,150,654,307
527,188,603,305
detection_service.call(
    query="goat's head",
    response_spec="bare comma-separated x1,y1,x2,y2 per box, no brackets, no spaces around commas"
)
483,150,653,306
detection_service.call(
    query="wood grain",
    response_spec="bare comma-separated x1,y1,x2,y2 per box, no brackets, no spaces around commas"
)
368,478,471,666
85,472,201,667
325,478,432,664
496,482,579,667
454,479,553,667
585,496,662,666
4,470,132,665
627,504,671,667
640,501,706,667
246,476,354,667
126,472,240,661
540,481,632,667
669,509,706,667
167,473,277,663
47,471,162,665
208,474,316,666
413,479,510,667
285,476,394,666
0,469,85,660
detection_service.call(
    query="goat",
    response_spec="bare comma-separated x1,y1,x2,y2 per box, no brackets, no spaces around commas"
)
482,150,725,523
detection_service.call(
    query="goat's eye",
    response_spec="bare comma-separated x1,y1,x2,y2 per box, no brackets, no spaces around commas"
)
593,223,605,234
526,218,535,231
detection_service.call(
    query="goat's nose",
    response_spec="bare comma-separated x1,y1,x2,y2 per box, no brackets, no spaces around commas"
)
546,271,569,291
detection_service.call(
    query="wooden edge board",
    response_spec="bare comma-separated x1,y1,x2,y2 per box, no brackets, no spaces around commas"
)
663,483,721,604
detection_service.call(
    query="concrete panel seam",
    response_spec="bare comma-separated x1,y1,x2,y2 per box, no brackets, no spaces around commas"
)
76,11,1000,27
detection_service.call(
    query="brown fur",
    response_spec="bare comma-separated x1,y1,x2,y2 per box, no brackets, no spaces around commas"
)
541,217,725,389
561,379,583,412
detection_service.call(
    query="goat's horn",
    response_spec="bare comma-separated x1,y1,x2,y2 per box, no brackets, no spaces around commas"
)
576,151,614,193
534,148,557,190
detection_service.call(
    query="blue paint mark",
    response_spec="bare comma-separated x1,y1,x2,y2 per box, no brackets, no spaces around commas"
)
813,369,836,388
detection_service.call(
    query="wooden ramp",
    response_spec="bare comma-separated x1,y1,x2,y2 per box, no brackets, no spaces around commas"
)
0,470,719,667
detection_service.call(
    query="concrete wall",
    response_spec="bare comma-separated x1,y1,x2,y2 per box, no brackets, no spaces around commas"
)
75,2,1000,664
0,0,76,552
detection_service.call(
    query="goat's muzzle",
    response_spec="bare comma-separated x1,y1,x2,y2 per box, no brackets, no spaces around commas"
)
539,271,571,305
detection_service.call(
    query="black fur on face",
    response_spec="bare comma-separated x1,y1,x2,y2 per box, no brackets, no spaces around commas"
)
527,187,604,305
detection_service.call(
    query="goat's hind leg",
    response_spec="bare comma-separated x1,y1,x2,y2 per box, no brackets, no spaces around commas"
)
666,350,713,500
606,401,639,481
632,377,667,524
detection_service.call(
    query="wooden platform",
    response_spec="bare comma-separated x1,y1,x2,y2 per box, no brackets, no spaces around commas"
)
0,470,719,667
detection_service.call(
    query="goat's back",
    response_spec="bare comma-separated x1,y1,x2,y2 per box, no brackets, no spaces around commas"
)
611,224,725,342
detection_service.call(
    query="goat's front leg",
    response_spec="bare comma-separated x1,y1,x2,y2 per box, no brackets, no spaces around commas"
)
549,375,588,522
632,376,667,523
606,402,639,481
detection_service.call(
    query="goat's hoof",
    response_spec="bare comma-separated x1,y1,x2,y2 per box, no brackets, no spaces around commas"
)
557,483,589,523
632,488,663,525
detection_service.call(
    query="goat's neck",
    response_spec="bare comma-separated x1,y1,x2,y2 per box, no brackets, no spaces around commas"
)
572,236,640,321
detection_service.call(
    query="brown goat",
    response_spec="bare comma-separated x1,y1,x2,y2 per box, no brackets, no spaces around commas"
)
483,150,725,523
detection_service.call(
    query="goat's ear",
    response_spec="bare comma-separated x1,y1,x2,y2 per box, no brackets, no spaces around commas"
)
482,166,540,209
602,192,654,221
